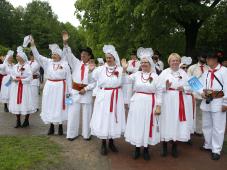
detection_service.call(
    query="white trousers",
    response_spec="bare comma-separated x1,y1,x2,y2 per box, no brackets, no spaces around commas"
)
66,102,92,139
202,111,226,154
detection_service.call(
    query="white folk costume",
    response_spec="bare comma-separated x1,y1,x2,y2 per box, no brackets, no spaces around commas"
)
188,62,209,134
31,45,71,124
125,47,162,147
154,60,164,75
200,64,227,155
90,45,126,139
159,68,191,142
29,60,40,110
63,45,94,139
0,50,14,103
122,59,140,104
8,47,36,115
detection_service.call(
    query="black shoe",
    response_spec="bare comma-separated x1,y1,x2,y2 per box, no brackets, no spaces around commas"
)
67,136,78,141
161,142,168,157
4,104,9,112
14,120,21,128
172,143,178,158
101,144,108,156
109,139,119,153
143,148,150,160
22,119,29,128
211,153,220,160
58,124,63,136
187,139,192,145
47,124,55,135
194,133,203,137
132,147,140,159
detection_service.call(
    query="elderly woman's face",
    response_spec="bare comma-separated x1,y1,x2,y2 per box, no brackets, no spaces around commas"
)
80,51,90,63
169,57,180,70
105,53,115,65
16,55,24,63
52,53,61,62
141,58,151,72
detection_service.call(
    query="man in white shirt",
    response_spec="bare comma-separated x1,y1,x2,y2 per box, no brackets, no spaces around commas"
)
200,52,227,160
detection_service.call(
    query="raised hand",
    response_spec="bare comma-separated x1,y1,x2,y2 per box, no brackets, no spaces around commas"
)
30,35,35,47
121,58,128,71
62,31,69,45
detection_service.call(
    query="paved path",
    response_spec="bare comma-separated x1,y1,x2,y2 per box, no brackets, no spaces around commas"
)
0,104,226,170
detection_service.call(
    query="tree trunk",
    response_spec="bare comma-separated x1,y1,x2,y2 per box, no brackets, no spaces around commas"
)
184,22,200,59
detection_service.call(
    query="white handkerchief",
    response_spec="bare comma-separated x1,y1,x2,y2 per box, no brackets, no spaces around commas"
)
23,35,31,47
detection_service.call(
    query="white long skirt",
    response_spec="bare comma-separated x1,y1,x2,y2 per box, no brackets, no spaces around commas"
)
125,93,160,147
9,82,36,115
0,75,11,103
31,85,39,109
160,91,190,142
40,80,67,124
185,94,196,134
90,88,126,139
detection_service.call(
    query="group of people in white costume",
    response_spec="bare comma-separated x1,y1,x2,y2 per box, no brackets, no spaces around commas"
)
0,32,226,161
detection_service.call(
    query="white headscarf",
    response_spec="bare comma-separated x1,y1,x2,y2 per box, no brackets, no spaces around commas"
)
103,45,120,66
49,44,63,58
180,56,192,67
137,47,155,72
17,46,28,62
4,50,14,64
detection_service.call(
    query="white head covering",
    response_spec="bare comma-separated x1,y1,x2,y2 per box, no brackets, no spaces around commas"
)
181,56,192,66
4,50,14,64
103,45,120,66
97,58,104,64
17,46,28,62
137,47,154,64
49,44,63,58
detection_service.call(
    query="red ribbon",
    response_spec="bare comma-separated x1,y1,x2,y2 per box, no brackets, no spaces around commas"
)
209,69,217,88
200,65,204,73
137,92,155,138
48,79,66,110
17,79,23,104
132,60,136,67
81,64,85,81
168,88,186,122
103,87,120,123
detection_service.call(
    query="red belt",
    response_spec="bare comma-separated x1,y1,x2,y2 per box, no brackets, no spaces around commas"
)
102,87,120,123
136,92,155,138
186,93,195,119
48,79,66,110
168,88,186,122
16,77,24,104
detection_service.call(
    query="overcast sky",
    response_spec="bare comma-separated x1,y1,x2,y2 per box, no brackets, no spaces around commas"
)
7,0,80,27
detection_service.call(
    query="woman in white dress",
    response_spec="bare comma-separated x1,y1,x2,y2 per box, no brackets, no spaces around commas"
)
0,50,14,112
30,37,72,135
90,45,125,155
159,53,191,158
9,47,36,128
123,47,162,160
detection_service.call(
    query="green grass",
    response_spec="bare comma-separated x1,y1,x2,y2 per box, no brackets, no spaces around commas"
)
0,136,62,170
